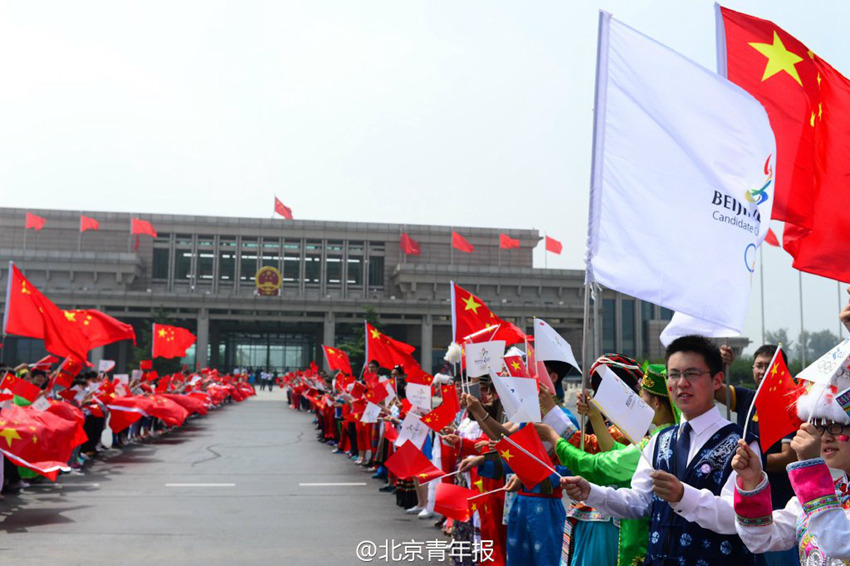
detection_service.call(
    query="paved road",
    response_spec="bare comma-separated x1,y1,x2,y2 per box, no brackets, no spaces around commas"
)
0,390,444,566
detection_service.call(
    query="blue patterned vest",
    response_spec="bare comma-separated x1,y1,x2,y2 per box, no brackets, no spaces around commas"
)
646,423,755,566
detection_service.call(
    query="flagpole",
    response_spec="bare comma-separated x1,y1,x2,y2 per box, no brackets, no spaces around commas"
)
544,233,548,269
759,245,765,345
23,226,27,251
420,470,460,485
468,486,507,500
450,228,454,266
579,283,591,451
839,281,844,339
742,345,781,442
799,271,806,366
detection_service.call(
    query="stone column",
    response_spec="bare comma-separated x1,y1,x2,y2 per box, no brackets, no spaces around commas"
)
323,311,335,371
90,346,105,368
420,314,433,373
196,309,210,369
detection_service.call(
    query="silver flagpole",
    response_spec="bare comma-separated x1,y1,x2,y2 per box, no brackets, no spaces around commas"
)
759,245,765,345
579,282,591,451
799,271,806,366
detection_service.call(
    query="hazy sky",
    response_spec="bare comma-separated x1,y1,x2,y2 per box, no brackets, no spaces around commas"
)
1,1,847,350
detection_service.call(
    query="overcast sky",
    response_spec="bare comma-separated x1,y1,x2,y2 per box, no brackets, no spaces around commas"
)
0,0,847,351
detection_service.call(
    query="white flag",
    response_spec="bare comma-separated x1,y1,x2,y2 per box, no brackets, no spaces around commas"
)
465,341,506,378
405,382,432,412
659,313,740,347
98,359,116,373
585,12,775,333
798,339,850,385
490,371,541,424
591,366,654,442
533,318,580,372
395,412,430,449
361,401,382,424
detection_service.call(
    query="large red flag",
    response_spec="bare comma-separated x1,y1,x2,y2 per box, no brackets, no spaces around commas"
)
131,218,157,237
0,373,43,403
720,7,850,281
434,483,479,522
451,282,527,345
494,425,555,489
365,323,418,370
499,234,520,250
400,233,421,256
274,197,293,220
63,309,137,349
80,215,100,232
452,231,474,253
384,440,444,482
3,265,90,360
752,348,805,451
545,236,562,255
0,405,83,480
26,212,46,230
152,323,196,359
322,345,353,377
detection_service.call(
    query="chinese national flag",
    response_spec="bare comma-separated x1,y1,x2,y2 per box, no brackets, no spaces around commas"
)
720,7,850,282
152,323,196,359
421,399,458,433
0,405,84,480
435,483,479,522
452,231,474,253
384,440,444,482
364,382,390,405
440,383,460,415
0,373,43,403
764,228,780,247
349,381,366,399
383,420,399,443
131,218,157,237
405,366,434,387
146,395,189,427
3,265,90,360
504,355,531,378
274,197,293,220
545,236,562,255
26,212,46,230
753,348,805,451
499,234,520,249
365,323,423,375
400,233,421,256
80,215,100,232
323,345,353,377
52,354,85,389
452,283,528,345
63,309,137,349
495,425,555,489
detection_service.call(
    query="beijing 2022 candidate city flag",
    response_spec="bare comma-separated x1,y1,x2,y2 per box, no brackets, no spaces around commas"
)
585,12,775,333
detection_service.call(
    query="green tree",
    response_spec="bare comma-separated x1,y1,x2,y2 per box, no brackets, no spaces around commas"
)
806,329,840,362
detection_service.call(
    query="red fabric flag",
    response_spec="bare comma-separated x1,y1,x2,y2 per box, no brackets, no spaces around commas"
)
494,425,555,489
106,396,150,433
63,309,137,349
753,349,805,451
400,233,421,256
434,483,479,522
52,354,85,389
384,441,444,482
30,355,60,371
504,355,531,378
131,218,157,237
440,384,460,416
160,393,208,415
365,323,425,377
349,381,366,399
80,215,100,232
0,374,42,403
451,231,474,253
383,421,399,444
421,400,458,433
146,395,189,427
140,360,153,370
45,401,88,448
405,367,434,387
3,265,90,360
534,360,556,396
499,234,520,250
323,345,353,377
26,212,46,231
764,228,780,247
545,236,562,255
152,323,196,359
364,382,390,405
720,7,850,281
452,283,528,345
274,197,293,220
0,405,84,480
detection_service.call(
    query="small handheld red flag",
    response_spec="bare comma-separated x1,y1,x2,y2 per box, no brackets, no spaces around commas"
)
434,483,480,522
26,212,46,231
752,348,805,451
452,231,474,253
495,425,556,489
274,197,293,220
499,234,520,250
384,441,444,482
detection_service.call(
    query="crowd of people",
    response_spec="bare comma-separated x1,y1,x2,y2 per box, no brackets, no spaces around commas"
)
0,361,255,496
282,289,850,566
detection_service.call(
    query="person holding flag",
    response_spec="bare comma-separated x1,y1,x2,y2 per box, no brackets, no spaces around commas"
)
562,336,761,566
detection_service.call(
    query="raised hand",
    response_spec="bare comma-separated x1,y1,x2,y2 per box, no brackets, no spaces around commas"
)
791,422,822,461
731,438,763,491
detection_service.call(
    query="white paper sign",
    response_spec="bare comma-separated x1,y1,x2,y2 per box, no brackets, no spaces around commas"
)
130,370,142,381
98,360,116,373
114,374,130,385
490,371,541,423
465,341,506,378
383,382,397,403
361,401,382,424
31,396,51,412
405,383,432,412
797,339,850,385
591,366,654,442
395,412,430,449
534,318,580,372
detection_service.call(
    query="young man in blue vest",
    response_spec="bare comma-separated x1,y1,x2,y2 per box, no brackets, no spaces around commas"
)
562,335,760,565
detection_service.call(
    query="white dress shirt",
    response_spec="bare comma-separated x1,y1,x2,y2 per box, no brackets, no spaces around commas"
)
583,405,761,535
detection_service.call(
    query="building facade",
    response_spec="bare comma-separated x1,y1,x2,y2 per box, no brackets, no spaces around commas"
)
0,207,727,374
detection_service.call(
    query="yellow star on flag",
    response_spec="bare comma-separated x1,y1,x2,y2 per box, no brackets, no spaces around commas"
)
370,328,381,339
20,282,31,295
470,503,478,513
0,428,21,447
511,361,521,371
749,31,804,86
327,348,335,355
64,311,76,322
500,449,513,462
158,328,167,337
462,295,482,315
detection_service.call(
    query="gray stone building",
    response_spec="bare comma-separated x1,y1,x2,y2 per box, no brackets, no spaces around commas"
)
0,207,719,374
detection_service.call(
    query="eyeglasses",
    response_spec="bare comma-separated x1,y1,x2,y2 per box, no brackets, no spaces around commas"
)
667,369,712,382
752,364,770,371
813,420,849,436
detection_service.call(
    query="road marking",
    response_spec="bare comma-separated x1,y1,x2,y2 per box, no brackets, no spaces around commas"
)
165,483,236,487
299,482,367,487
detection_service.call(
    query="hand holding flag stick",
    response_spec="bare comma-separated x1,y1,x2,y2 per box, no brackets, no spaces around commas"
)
500,433,563,479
